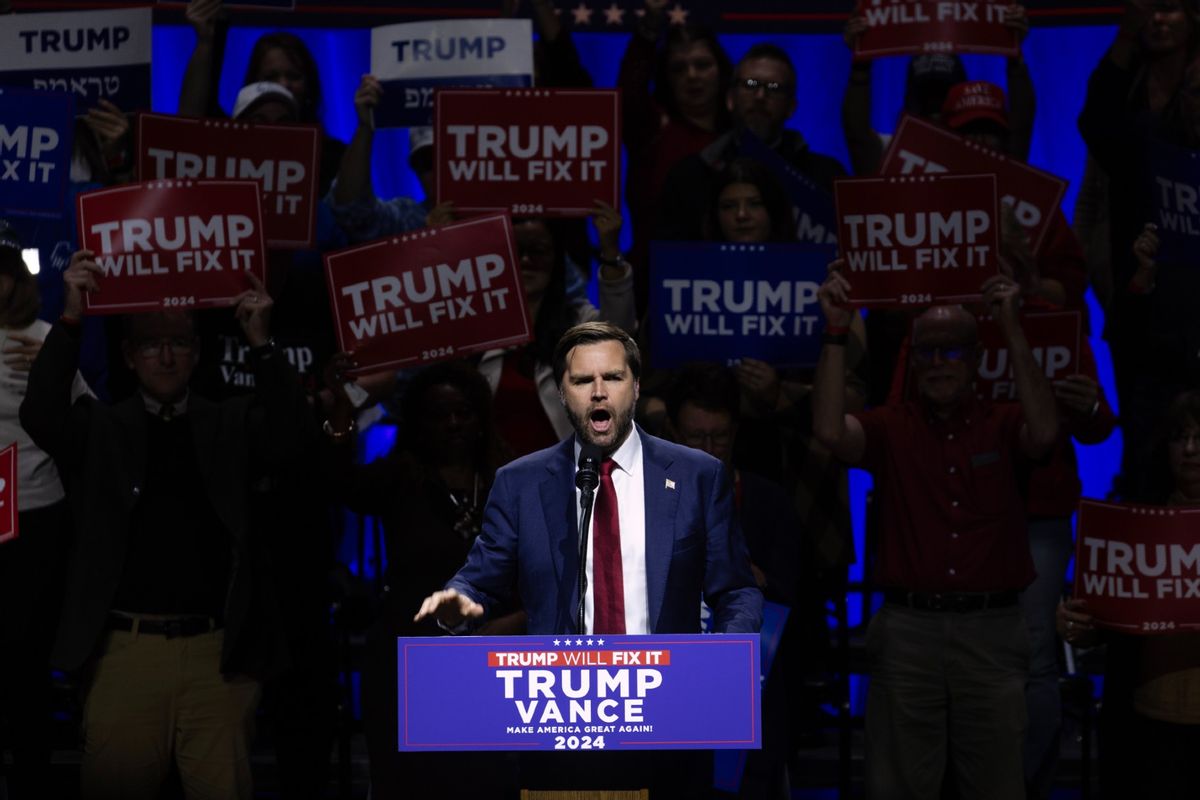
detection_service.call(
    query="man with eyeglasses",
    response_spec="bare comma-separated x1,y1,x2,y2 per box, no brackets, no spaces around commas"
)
813,268,1059,800
657,43,845,242
19,250,313,799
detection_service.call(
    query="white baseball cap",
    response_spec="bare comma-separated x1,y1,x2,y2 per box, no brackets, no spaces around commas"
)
232,81,299,120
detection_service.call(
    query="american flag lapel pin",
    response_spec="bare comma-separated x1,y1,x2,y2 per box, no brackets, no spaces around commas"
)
665,478,675,490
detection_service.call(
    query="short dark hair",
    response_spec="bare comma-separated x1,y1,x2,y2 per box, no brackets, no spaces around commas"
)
738,43,797,90
552,321,641,386
665,362,740,425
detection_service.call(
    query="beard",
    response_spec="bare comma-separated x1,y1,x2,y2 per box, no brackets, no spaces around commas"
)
565,399,636,455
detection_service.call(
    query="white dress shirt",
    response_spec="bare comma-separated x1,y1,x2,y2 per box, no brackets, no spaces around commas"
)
574,427,649,635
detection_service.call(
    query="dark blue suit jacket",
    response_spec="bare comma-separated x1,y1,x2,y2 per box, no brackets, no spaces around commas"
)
447,429,763,634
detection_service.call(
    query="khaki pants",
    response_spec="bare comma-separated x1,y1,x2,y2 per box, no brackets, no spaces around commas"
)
865,604,1030,800
81,627,261,800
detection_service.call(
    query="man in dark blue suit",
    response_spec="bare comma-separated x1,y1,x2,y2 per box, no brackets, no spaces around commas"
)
417,321,762,636
416,321,761,798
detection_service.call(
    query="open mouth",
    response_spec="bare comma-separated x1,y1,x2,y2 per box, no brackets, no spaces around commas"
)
589,408,613,436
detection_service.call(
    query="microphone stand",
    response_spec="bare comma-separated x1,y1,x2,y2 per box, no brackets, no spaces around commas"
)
576,485,596,635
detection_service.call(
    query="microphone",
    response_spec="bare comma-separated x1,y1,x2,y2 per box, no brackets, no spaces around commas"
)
576,443,603,635
576,443,602,498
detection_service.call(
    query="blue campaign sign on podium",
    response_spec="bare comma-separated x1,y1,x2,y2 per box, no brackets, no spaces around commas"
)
396,633,761,752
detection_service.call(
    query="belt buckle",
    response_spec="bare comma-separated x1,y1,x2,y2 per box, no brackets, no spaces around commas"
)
162,620,184,639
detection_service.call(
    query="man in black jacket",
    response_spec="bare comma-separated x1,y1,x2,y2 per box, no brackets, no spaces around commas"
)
20,249,313,800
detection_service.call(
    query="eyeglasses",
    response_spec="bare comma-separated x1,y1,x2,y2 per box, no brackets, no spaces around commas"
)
912,345,972,364
135,337,196,359
736,77,792,97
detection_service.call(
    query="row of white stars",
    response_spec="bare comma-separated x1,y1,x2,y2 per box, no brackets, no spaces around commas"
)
552,638,607,646
564,2,690,27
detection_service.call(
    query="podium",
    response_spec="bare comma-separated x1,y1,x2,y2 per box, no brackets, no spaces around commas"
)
396,633,761,753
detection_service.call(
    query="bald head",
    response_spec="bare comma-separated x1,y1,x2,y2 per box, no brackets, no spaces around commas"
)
912,305,978,348
910,305,979,413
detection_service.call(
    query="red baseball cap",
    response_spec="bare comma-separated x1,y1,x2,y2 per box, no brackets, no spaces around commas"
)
941,81,1009,131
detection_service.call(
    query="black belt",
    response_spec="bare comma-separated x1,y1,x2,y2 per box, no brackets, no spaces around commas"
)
107,614,219,638
884,589,1019,613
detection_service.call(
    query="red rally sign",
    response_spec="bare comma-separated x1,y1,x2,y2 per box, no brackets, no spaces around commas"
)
323,213,531,374
880,114,1067,254
833,173,999,308
76,180,267,315
975,310,1080,402
435,88,621,217
854,0,1019,60
0,443,15,544
136,113,320,249
1074,500,1200,635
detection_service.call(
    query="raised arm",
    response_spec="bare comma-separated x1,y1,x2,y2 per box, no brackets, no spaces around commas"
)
982,275,1059,458
178,0,228,117
841,16,884,176
812,261,867,463
332,75,381,206
1003,4,1036,161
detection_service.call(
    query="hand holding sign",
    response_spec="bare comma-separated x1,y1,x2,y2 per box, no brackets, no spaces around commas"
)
231,272,273,348
414,587,485,628
981,274,1021,338
4,333,42,374
1053,374,1101,417
63,249,102,321
187,0,226,42
1002,4,1029,42
83,99,129,166
354,74,383,130
1131,222,1160,293
1057,598,1098,647
819,259,855,330
590,200,623,267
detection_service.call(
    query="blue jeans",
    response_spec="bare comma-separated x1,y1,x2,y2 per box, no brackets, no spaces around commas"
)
1019,517,1074,799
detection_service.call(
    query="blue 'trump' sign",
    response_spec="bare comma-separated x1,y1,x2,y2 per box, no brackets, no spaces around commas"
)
370,18,533,127
397,633,761,751
0,88,74,218
1147,139,1200,268
0,8,152,114
649,241,835,369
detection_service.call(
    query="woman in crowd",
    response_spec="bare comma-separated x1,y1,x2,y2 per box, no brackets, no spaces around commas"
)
0,224,89,799
1060,389,1200,799
179,0,346,194
619,0,733,313
324,359,517,798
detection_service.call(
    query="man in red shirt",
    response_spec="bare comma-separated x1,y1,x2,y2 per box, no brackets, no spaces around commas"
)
813,267,1059,799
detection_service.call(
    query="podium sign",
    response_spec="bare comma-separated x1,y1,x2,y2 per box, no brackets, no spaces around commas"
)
397,633,761,751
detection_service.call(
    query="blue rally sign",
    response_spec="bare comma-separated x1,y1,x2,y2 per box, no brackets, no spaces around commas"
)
0,88,74,219
1147,138,1200,268
649,241,834,369
370,18,533,128
0,8,152,114
397,633,760,751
